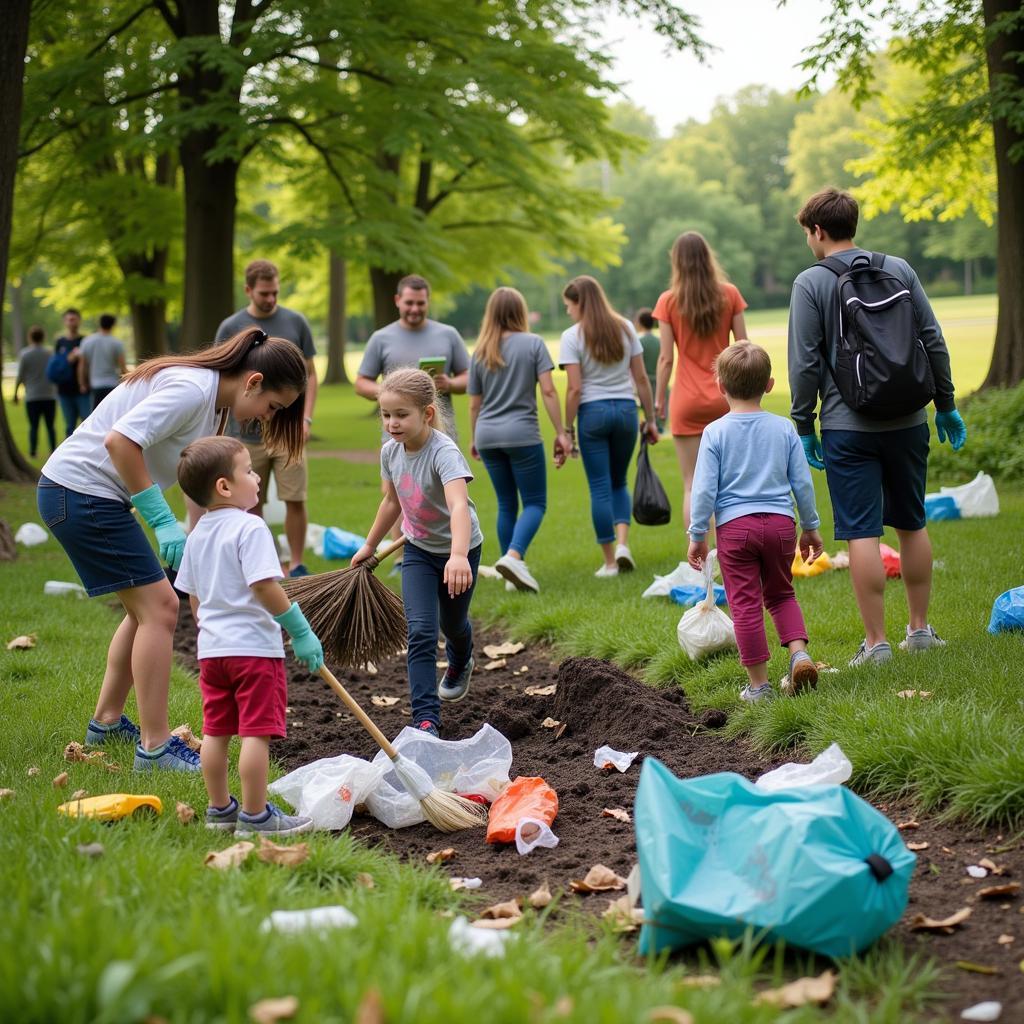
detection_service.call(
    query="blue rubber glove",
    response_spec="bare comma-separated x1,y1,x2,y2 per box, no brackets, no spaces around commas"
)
801,433,825,471
131,484,187,570
935,409,967,451
274,602,324,673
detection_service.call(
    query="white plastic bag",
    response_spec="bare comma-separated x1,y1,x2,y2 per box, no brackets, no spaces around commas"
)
14,522,48,546
676,550,736,660
268,754,385,830
43,580,87,598
366,724,512,829
642,561,706,599
940,471,999,518
263,475,286,526
259,906,358,935
755,742,853,791
514,817,560,855
448,916,511,958
593,745,639,773
277,522,327,562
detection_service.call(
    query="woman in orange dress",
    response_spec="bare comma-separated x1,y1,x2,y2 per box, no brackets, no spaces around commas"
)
653,231,748,539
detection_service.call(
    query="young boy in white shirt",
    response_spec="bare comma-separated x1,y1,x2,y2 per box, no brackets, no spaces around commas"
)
175,436,324,835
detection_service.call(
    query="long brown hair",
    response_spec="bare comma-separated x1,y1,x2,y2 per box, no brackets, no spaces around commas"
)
126,328,308,461
670,231,729,339
475,287,530,372
562,275,628,365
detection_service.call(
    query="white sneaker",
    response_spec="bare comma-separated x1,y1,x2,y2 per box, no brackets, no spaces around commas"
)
615,544,635,572
495,553,540,593
595,563,619,578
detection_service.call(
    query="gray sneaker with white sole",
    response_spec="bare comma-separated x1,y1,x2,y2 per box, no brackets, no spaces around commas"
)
438,656,475,702
848,640,893,667
898,625,946,652
235,802,313,837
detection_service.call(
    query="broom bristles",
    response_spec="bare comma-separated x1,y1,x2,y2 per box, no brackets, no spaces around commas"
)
419,790,489,832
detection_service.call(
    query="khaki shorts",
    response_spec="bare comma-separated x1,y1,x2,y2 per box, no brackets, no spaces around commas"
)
245,442,307,503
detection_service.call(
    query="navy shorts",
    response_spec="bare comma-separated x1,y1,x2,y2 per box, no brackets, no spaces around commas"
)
37,475,166,597
821,423,930,540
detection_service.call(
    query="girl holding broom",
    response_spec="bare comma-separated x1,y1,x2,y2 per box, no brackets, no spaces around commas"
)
351,368,483,737
38,328,307,771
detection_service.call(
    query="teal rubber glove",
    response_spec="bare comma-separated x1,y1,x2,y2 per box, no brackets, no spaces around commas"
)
131,484,187,570
801,433,825,471
274,602,324,673
935,409,967,451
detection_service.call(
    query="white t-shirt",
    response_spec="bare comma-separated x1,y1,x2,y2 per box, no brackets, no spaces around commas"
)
558,320,643,404
42,367,220,503
174,507,285,659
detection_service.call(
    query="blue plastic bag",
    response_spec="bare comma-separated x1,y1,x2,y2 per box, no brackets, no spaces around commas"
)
635,759,915,958
988,586,1024,634
322,527,367,560
924,494,961,521
670,583,727,608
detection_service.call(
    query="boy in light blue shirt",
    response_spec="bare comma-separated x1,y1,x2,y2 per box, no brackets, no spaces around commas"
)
688,343,823,702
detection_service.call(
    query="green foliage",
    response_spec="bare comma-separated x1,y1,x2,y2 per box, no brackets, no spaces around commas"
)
930,381,1024,482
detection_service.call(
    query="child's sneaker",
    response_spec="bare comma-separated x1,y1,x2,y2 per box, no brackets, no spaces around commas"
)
235,802,313,837
898,625,947,652
416,720,440,738
206,796,240,832
615,544,636,572
780,651,818,696
85,714,140,746
740,683,774,703
438,657,474,702
848,640,893,667
595,563,619,578
288,563,310,578
495,554,539,593
133,735,201,772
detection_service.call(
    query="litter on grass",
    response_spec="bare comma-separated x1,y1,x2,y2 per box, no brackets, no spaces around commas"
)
483,641,525,659
515,817,560,855
792,549,832,577
448,915,511,957
43,580,86,598
676,551,736,660
14,523,48,546
879,543,901,578
322,527,367,560
594,745,639,773
988,586,1024,635
487,776,558,845
259,906,357,935
936,472,999,518
6,634,36,650
960,1002,1003,1022
755,743,852,791
642,561,708,599
269,754,385,830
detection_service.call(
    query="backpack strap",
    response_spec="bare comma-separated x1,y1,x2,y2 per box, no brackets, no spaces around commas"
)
870,252,885,269
818,256,849,277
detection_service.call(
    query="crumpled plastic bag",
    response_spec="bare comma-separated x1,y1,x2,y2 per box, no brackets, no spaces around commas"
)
670,582,727,607
988,586,1024,635
368,724,512,829
277,523,328,561
879,543,901,579
940,471,999,518
676,550,736,660
259,906,358,934
268,754,385,830
755,743,853,791
14,523,48,546
594,745,639,773
923,494,961,521
323,527,368,560
448,916,512,957
642,561,707,599
43,580,86,598
515,816,560,855
486,776,558,845
792,549,832,578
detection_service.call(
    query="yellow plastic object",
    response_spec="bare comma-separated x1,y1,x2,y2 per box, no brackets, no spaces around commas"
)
57,793,163,821
792,549,833,578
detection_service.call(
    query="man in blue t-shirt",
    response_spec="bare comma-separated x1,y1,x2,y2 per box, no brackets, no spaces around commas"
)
53,308,91,436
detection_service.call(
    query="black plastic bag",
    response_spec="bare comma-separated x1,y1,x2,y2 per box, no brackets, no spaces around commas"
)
632,437,671,526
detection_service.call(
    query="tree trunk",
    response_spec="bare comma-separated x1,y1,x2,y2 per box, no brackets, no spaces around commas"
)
324,250,350,384
964,258,972,297
0,0,38,483
9,279,24,351
371,267,404,329
981,0,1024,389
130,296,169,362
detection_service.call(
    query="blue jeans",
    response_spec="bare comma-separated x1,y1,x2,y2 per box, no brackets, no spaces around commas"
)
58,392,91,437
577,399,638,544
401,542,482,727
478,443,547,558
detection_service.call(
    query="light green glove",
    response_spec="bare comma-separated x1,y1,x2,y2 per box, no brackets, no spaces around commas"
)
274,602,325,673
131,484,186,570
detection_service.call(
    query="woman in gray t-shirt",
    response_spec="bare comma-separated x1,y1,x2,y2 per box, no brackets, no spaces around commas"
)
468,288,572,594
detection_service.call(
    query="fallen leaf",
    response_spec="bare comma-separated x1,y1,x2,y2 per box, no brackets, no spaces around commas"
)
677,975,721,989
370,695,400,708
528,881,552,908
6,633,36,650
513,666,530,676
176,801,196,825
0,789,13,799
76,842,105,858
204,841,255,870
980,883,1022,899
555,722,567,740
471,917,520,930
998,934,1015,944
362,661,378,676
256,837,309,867
71,789,88,800
908,907,972,933
979,857,1009,876
354,988,385,1024
907,841,930,851
602,807,632,824
63,741,110,764
483,641,525,659
897,820,920,830
52,771,68,789
896,689,933,699
483,659,507,671
479,899,522,920
542,717,561,729
943,846,954,854
426,847,456,865
570,864,627,893
525,684,557,696
171,724,202,751
248,995,299,1023
648,1008,694,1024
355,872,375,889
26,766,39,777
604,895,644,932
955,961,1000,975
754,970,837,1008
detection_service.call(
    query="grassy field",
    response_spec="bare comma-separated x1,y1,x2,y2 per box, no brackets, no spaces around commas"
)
0,294,1008,1021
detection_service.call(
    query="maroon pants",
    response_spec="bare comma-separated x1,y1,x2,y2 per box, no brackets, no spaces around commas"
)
716,513,808,666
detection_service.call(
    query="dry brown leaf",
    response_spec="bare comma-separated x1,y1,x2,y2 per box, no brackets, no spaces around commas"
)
0,788,14,800
176,801,196,825
171,724,202,751
483,641,525,659
471,917,520,930
998,934,1015,944
354,988,385,1024
570,864,627,893
907,841,930,851
604,895,644,932
256,837,309,867
648,1008,694,1024
528,881,553,908
677,975,721,990
426,847,456,865
555,722,567,740
754,970,836,1008
955,961,1000,975
355,872,375,889
204,840,255,870
513,666,530,676
552,996,573,1018
71,789,88,800
897,820,920,830
248,996,299,1024
979,882,1022,899
525,684,557,696
64,741,109,764
896,689,933,699
77,842,105,858
6,633,36,650
479,899,523,920
52,771,68,789
602,807,632,824
483,659,507,671
541,717,561,729
370,695,400,708
908,907,972,933
362,661,378,676
26,766,39,777
979,857,1009,876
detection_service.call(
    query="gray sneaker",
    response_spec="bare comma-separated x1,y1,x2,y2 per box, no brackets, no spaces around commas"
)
849,640,893,667
898,625,947,652
740,683,774,703
438,656,474,702
206,796,239,832
133,735,201,772
235,802,313,837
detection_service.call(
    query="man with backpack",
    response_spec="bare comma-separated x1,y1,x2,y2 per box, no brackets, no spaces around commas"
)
49,308,90,437
788,187,966,667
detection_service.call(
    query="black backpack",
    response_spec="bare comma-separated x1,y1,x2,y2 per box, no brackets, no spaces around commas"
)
819,252,936,419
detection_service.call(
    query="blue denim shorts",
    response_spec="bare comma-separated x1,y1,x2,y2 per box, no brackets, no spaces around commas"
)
37,475,166,597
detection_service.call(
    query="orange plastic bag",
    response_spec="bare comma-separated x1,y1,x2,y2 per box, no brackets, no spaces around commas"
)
879,543,901,579
486,776,558,845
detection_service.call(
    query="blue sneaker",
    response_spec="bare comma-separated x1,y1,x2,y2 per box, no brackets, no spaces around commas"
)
85,714,141,746
206,796,240,832
133,735,201,772
438,657,474,702
235,802,313,837
288,563,310,578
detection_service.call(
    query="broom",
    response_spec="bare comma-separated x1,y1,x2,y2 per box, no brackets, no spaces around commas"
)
317,664,487,832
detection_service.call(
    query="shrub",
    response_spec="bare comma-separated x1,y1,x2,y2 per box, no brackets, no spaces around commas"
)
930,381,1024,482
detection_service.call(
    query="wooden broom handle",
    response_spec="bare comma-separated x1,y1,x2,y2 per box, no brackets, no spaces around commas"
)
318,665,399,760
366,535,406,569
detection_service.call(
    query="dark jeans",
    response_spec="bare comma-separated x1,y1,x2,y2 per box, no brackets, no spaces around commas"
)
58,391,91,437
25,399,57,456
91,387,116,411
577,399,638,543
401,541,481,727
478,443,547,558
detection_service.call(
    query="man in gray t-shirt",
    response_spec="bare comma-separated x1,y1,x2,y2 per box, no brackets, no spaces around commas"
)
79,314,128,411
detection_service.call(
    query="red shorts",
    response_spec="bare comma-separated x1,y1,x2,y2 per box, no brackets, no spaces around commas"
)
199,656,287,738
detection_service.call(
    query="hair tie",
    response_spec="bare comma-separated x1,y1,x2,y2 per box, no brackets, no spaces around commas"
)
250,329,268,348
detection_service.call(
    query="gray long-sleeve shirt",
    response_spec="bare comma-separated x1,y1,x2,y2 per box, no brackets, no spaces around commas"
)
787,248,956,436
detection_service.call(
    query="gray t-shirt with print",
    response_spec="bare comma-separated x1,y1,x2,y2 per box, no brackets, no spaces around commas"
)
215,305,316,442
81,332,125,389
468,332,554,450
381,429,483,556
